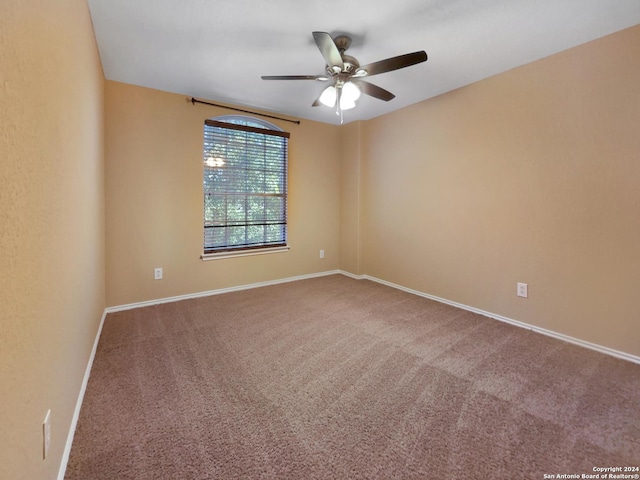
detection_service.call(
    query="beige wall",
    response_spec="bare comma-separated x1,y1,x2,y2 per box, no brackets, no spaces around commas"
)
355,25,640,357
0,0,105,479
105,82,341,307
339,121,364,275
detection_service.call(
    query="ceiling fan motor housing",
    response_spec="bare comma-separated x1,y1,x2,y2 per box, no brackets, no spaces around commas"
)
340,54,360,73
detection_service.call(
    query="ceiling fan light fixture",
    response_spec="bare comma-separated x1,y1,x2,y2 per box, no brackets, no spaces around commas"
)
342,81,361,103
319,81,360,110
340,98,356,110
319,85,337,107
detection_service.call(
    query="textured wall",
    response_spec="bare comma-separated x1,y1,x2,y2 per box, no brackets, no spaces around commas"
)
339,121,363,275
0,0,105,478
104,82,341,307
357,26,640,357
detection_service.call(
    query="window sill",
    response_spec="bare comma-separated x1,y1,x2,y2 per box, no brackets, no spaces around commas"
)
201,245,290,261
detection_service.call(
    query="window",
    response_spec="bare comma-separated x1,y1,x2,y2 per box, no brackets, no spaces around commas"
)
202,115,289,257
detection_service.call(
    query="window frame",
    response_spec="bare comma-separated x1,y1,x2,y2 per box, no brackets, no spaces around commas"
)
201,115,290,260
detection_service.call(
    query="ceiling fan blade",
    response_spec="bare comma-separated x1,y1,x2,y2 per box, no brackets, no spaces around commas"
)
312,31,344,71
312,97,322,107
359,51,427,77
351,80,395,102
261,75,328,81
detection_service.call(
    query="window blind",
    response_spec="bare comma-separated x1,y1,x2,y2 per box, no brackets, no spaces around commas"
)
203,119,289,254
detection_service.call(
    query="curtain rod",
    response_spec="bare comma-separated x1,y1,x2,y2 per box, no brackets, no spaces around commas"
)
190,97,301,125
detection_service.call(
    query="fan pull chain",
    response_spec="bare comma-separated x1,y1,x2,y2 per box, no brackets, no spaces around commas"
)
336,85,344,124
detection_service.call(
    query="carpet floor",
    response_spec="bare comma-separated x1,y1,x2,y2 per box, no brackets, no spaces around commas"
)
65,275,640,479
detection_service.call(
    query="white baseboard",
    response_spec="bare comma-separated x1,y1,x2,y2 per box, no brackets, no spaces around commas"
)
337,270,365,281
351,272,640,366
57,308,108,480
106,270,343,313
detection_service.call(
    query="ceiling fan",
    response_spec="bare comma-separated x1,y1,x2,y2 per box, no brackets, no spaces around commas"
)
261,32,427,122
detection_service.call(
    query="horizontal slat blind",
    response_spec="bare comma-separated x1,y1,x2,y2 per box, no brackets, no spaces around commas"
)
203,119,288,253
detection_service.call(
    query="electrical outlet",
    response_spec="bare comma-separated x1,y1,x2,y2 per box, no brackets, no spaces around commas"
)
517,282,528,298
319,249,325,259
154,267,163,280
43,410,51,460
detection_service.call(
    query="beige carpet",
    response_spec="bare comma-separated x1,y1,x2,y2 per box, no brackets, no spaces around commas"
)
65,275,640,479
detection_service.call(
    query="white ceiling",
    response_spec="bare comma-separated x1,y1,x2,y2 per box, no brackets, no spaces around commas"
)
87,0,640,125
